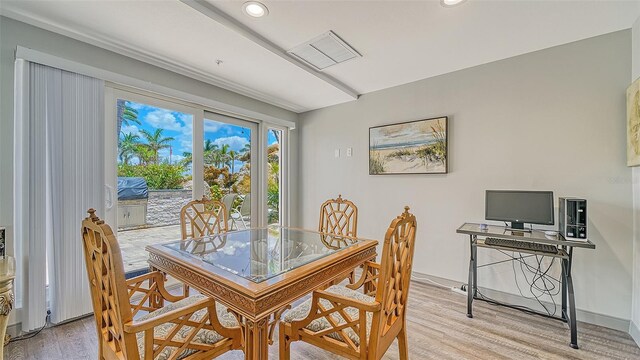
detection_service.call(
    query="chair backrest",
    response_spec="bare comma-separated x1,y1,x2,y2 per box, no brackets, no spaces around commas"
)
372,206,417,340
240,195,251,217
221,193,237,219
318,195,358,238
81,209,138,359
180,196,228,240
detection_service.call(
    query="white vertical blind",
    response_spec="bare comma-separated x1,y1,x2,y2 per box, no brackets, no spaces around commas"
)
14,59,47,332
14,61,104,329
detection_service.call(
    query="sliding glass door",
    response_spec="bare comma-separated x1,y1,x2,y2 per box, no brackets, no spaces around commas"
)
106,89,202,275
106,88,285,276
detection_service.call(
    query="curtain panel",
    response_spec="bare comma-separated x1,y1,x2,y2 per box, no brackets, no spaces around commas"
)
14,61,105,330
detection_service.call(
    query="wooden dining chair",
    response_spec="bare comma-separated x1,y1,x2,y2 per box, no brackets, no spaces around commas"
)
180,196,228,240
319,194,358,240
280,206,417,360
179,196,228,296
81,209,242,360
319,194,359,284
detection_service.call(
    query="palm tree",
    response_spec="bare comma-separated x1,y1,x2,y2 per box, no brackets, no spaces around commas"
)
139,128,174,164
181,151,193,167
228,150,240,173
218,144,231,169
135,145,155,165
204,139,218,152
116,100,140,136
119,133,140,165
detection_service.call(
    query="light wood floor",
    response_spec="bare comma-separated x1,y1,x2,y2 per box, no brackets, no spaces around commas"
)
6,281,640,359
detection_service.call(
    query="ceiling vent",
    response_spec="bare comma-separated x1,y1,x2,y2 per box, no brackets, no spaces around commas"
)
287,31,361,71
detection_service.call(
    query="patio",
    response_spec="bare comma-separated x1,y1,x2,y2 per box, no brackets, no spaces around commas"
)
118,219,251,273
118,224,182,273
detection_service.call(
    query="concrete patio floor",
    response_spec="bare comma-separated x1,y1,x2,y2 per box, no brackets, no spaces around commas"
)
117,219,251,273
117,225,182,273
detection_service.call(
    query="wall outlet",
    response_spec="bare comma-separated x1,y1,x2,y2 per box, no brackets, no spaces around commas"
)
334,149,340,158
346,147,352,157
451,285,467,296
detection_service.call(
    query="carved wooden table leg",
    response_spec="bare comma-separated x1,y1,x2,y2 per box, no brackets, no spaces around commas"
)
268,305,290,346
0,257,16,360
244,317,270,360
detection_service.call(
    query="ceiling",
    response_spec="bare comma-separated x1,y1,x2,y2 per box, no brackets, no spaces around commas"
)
2,0,639,113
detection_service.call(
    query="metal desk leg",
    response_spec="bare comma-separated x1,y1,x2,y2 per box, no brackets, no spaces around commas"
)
561,246,567,321
467,235,475,318
562,248,578,349
472,237,478,297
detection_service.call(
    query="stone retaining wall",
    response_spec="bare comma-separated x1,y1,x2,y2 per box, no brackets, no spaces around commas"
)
146,189,192,227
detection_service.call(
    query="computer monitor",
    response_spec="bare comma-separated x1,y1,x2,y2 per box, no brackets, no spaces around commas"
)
485,190,554,230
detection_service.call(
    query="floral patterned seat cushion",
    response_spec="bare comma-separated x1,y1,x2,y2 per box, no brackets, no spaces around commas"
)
282,285,376,346
135,294,238,360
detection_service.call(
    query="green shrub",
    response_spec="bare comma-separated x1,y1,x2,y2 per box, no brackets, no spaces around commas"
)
209,184,223,201
118,163,185,190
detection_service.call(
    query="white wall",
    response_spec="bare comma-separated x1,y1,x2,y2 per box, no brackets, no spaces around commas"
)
631,15,640,347
298,30,633,323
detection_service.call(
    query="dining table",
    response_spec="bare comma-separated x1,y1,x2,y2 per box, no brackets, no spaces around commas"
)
146,225,378,360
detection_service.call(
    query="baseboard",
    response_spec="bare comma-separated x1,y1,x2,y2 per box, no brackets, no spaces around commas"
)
412,271,630,332
630,321,640,347
6,322,20,338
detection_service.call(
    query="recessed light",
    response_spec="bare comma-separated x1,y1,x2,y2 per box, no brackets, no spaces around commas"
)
441,0,467,7
243,1,269,18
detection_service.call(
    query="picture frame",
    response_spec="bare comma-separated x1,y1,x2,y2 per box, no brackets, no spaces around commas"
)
369,116,448,175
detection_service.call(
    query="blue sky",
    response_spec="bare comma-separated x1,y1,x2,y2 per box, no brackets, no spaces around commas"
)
120,100,278,172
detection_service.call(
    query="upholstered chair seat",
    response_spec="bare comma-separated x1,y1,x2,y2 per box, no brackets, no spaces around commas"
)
282,285,375,346
136,294,239,360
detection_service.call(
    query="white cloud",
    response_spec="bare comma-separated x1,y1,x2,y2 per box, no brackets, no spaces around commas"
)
204,121,221,133
182,121,193,136
178,113,193,123
121,124,141,136
144,109,183,131
179,139,193,153
213,136,249,152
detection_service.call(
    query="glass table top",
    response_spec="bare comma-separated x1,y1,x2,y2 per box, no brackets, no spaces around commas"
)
163,226,359,283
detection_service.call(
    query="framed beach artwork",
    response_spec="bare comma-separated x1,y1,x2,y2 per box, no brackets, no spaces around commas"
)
369,116,448,175
628,77,640,167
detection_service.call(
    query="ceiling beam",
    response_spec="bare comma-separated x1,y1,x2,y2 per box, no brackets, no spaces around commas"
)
180,0,360,100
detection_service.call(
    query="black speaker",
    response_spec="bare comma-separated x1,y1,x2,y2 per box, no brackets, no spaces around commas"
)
559,197,587,240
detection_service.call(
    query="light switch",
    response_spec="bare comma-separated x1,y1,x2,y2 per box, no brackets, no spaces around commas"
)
334,149,340,158
346,147,353,157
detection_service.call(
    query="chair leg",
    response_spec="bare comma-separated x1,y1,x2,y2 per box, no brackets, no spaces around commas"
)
279,323,291,360
398,326,409,360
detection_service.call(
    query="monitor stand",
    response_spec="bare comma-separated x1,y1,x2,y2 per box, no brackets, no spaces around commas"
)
505,221,532,233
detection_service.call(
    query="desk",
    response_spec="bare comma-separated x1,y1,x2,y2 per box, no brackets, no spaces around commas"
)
457,223,595,349
147,226,378,360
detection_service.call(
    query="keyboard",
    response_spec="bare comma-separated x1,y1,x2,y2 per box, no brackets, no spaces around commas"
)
484,237,558,254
